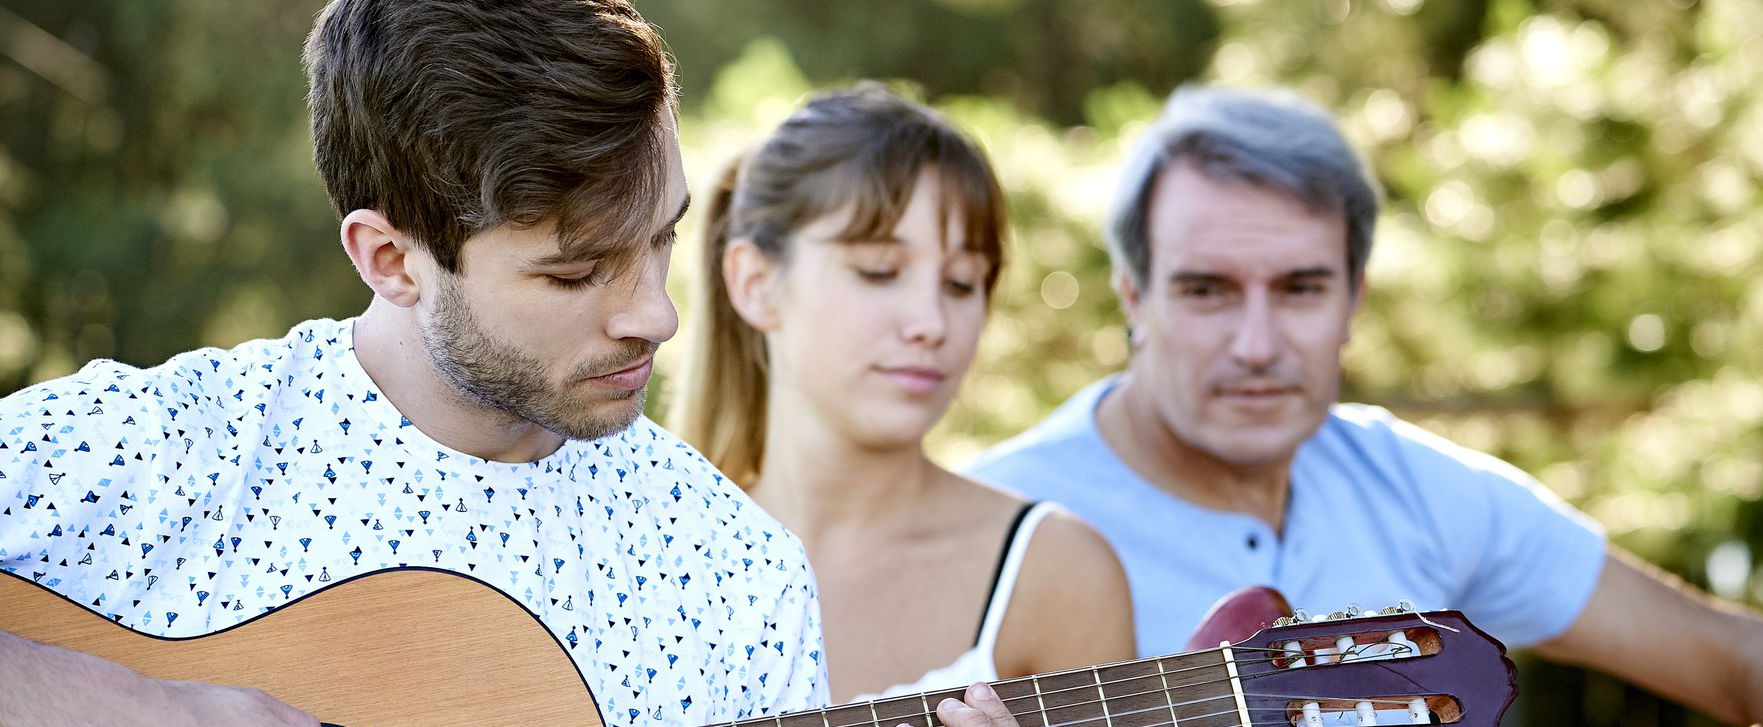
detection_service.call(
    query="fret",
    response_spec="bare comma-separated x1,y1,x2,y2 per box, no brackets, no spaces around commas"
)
990,676,1045,727
775,710,829,727
870,694,932,727
1031,666,1107,727
923,687,969,727
1031,676,1052,727
1151,651,1239,727
822,702,882,727
1152,657,1180,727
1092,669,1115,727
1093,660,1177,727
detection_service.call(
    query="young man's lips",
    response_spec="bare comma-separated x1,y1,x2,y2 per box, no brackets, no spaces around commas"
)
590,358,652,391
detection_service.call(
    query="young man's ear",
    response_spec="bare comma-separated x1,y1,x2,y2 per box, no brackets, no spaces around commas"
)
340,209,425,307
722,238,781,332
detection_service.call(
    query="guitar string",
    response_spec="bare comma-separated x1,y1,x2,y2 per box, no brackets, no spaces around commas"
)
1035,693,1436,727
809,639,1405,725
732,636,1414,727
794,646,1433,727
1054,695,1443,727
800,692,1439,727
887,642,1412,723
1002,693,1439,727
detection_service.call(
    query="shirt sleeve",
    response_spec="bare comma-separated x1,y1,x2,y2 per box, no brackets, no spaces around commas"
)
0,361,176,592
1394,419,1607,648
748,549,830,714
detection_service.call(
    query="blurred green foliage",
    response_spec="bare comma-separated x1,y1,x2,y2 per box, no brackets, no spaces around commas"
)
1,1,1759,724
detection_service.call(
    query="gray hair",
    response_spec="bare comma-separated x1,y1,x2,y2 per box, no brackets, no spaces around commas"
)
1107,85,1382,288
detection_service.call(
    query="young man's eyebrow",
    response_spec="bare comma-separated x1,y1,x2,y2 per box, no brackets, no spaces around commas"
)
662,191,691,231
1284,267,1336,278
527,239,626,267
527,192,694,266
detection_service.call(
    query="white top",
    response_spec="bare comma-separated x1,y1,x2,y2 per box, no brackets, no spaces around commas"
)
0,318,830,726
854,501,1059,700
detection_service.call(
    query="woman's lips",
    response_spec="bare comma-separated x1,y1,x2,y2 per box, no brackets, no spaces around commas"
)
878,365,945,395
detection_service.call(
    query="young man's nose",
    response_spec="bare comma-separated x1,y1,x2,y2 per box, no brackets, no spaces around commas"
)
606,258,679,343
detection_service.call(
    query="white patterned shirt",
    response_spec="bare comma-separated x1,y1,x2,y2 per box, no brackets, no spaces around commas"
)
0,318,829,726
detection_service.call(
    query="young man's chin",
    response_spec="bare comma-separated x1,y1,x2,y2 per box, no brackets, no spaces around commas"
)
529,389,645,442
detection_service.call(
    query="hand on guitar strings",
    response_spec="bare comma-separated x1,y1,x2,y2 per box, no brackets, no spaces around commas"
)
927,682,1020,727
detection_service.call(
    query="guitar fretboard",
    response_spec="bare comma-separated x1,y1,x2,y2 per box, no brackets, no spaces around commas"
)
734,649,1244,727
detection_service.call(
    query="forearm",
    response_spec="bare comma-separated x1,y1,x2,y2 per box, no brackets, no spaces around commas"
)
1628,571,1763,725
0,629,164,726
1536,551,1763,726
1719,616,1763,727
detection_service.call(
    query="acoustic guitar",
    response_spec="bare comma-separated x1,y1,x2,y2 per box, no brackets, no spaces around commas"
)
0,567,1515,726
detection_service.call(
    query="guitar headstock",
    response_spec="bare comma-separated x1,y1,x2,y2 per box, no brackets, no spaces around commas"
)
1224,606,1516,726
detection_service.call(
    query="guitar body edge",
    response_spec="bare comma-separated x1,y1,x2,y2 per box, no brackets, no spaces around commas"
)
0,567,603,727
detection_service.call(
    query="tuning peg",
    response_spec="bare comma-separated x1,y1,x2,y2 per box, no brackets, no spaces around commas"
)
1407,697,1432,723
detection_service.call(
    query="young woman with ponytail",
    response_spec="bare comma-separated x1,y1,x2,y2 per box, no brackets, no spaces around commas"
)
672,85,1134,704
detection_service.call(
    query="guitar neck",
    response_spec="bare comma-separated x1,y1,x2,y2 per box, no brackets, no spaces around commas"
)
737,649,1241,727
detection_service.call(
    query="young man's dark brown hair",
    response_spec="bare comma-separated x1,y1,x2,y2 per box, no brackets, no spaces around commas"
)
303,0,675,273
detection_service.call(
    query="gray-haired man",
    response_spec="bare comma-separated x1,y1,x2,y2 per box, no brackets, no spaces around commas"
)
969,85,1763,724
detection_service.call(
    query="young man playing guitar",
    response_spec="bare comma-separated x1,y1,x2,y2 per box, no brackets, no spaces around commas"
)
0,3,1022,726
968,85,1763,724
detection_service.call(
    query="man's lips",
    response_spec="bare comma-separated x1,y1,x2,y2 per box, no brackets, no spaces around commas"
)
1215,382,1300,397
588,357,653,391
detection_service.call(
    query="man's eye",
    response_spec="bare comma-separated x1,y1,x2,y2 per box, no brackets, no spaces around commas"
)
546,269,600,288
856,268,898,283
1179,282,1219,297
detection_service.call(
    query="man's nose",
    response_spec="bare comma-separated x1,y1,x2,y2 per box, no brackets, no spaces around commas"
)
1229,293,1281,371
605,256,679,344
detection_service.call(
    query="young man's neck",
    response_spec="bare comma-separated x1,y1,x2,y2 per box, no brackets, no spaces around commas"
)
1095,371,1293,532
351,300,565,463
